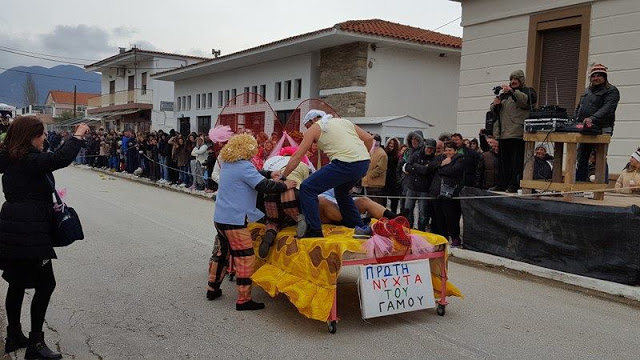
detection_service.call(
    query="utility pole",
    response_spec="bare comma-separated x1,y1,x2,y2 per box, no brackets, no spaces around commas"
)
73,85,77,118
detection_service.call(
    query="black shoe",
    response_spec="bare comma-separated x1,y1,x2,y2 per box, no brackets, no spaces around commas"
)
25,331,62,360
236,300,265,311
505,187,518,193
4,324,28,353
206,289,222,300
258,229,277,259
489,186,506,192
300,228,324,239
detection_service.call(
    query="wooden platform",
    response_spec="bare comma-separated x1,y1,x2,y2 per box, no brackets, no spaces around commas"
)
536,192,639,208
521,132,611,200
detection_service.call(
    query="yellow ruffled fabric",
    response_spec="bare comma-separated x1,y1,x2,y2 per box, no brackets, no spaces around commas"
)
249,222,463,321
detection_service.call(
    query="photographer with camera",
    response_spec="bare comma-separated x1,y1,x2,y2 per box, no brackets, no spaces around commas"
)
488,70,537,193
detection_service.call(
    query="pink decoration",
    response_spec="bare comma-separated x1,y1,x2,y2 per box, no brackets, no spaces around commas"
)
410,234,436,254
362,234,393,258
208,125,234,143
57,188,67,201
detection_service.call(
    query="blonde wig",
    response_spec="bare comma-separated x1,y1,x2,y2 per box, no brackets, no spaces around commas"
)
219,133,258,163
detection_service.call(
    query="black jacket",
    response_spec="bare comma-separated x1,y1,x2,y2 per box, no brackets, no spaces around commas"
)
459,146,481,187
405,149,435,192
0,137,83,261
426,154,465,198
575,83,620,130
397,131,424,191
533,154,554,180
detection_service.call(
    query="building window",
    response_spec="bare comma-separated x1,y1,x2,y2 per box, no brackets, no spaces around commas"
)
202,93,206,108
196,94,201,109
231,89,237,105
141,72,148,94
224,90,230,105
251,85,258,103
218,91,224,107
284,80,292,100
275,82,282,101
187,95,191,111
259,84,266,102
526,4,591,110
207,93,212,108
197,116,212,134
294,79,302,99
177,97,181,111
243,87,250,104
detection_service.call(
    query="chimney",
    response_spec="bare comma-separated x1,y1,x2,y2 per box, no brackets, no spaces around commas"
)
119,47,126,54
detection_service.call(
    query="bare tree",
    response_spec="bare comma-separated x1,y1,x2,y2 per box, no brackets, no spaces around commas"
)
23,74,39,106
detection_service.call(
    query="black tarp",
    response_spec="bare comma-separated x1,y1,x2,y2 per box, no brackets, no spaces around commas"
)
460,187,640,285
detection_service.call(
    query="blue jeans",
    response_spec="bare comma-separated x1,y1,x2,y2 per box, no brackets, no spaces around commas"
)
160,156,170,181
299,159,370,232
404,189,429,231
109,155,118,169
179,166,188,183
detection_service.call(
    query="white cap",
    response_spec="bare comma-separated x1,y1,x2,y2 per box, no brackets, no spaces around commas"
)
632,149,640,163
303,109,326,124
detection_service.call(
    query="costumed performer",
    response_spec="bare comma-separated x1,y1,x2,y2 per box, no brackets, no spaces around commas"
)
259,146,311,258
279,110,373,238
207,134,296,310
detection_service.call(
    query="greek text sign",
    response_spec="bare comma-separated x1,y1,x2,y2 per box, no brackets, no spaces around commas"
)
359,260,435,319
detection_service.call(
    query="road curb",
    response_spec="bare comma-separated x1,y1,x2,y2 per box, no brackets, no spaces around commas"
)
450,248,640,302
71,164,216,201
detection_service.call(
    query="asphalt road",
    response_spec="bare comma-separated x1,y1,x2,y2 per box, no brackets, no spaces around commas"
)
1,167,639,359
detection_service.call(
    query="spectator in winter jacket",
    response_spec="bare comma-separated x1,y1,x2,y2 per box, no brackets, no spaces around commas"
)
191,137,208,190
475,138,500,189
382,138,401,213
427,142,465,247
362,134,388,206
403,138,437,231
615,149,640,194
575,64,620,182
451,133,481,187
490,69,537,192
533,143,553,181
398,130,424,215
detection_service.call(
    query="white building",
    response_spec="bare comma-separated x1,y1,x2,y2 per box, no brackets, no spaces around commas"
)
153,19,462,141
85,48,207,132
454,0,640,172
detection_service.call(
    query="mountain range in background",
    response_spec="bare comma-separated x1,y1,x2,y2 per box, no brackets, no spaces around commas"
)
0,65,101,107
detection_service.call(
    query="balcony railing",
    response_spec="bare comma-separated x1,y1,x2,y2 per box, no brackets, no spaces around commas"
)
88,89,153,108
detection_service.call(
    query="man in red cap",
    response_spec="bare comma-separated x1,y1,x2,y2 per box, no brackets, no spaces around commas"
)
575,63,620,181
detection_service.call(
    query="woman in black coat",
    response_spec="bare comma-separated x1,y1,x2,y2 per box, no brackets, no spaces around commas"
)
426,142,465,247
0,116,89,359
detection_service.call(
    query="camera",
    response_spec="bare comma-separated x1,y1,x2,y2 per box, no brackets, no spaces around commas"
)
492,85,503,96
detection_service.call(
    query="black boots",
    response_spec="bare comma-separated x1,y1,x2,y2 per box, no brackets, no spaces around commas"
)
4,324,29,353
24,331,62,360
258,229,277,259
236,300,265,311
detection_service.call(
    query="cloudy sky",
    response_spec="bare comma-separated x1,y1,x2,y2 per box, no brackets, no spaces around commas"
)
0,0,461,72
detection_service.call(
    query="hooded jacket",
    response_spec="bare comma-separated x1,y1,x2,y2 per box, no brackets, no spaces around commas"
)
405,147,435,192
491,70,537,139
362,145,388,189
397,130,424,190
533,154,554,180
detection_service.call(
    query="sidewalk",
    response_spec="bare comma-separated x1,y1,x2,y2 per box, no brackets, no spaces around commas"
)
450,247,640,302
73,164,216,200
73,164,639,303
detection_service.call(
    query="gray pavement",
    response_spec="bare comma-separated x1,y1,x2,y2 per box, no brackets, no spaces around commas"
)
1,166,640,359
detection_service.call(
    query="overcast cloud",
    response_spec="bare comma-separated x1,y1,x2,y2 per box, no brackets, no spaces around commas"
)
0,0,461,71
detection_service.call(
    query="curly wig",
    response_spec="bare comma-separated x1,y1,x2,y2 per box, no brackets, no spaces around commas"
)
219,133,258,163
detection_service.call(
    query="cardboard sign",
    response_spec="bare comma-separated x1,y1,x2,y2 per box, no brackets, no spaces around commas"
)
359,260,435,319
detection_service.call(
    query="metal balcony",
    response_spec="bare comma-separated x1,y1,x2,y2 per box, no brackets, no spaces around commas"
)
88,89,153,108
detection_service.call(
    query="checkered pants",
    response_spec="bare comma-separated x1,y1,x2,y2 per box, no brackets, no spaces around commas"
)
208,222,256,304
264,188,300,233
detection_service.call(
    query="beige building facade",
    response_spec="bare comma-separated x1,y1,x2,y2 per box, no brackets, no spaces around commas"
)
455,0,640,172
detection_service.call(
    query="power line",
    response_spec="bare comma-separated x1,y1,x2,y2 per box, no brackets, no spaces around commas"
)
0,47,89,66
433,16,461,32
0,45,99,62
0,66,101,83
